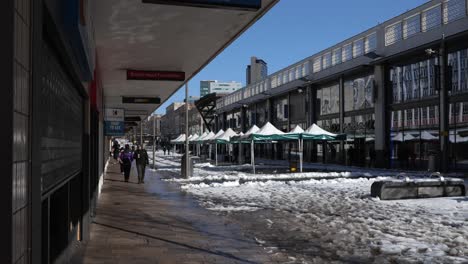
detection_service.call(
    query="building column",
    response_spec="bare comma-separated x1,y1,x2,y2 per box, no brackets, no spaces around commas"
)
0,1,14,263
266,98,272,123
374,64,389,168
339,76,345,164
239,107,247,164
308,85,317,162
439,40,449,172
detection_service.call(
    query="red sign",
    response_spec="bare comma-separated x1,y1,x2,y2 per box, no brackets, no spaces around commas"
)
127,70,185,81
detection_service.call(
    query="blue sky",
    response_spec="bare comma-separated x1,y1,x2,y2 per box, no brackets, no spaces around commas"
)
156,0,428,114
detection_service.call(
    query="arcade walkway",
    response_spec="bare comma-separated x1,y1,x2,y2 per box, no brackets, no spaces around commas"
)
71,160,281,264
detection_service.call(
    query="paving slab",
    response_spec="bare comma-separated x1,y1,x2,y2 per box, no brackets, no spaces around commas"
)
71,161,286,264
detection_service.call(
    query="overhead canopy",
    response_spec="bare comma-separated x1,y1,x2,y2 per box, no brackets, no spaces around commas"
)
391,132,416,142
450,134,468,143
249,122,285,141
213,128,239,144
170,134,186,144
191,132,208,142
199,131,216,142
95,0,279,123
303,124,345,140
418,131,438,141
208,129,225,142
187,134,199,141
275,125,304,141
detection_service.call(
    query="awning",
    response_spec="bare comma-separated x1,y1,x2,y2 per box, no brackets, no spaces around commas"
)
303,124,345,140
214,128,239,144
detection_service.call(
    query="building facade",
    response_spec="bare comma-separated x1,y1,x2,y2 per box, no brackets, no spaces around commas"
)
217,0,468,173
160,102,204,143
200,80,243,97
246,56,268,85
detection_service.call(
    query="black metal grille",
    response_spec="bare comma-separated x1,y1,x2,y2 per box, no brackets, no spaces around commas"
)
40,43,83,193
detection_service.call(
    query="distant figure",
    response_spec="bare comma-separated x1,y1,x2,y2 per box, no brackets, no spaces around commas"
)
134,145,149,184
119,147,124,174
163,146,167,155
330,144,337,163
119,144,133,182
131,145,136,154
112,140,120,160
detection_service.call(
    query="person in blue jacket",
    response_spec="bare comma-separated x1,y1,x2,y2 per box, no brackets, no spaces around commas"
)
119,144,133,182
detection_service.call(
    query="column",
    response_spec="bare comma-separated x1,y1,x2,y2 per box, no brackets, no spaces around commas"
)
439,40,449,172
0,1,14,263
339,77,345,164
374,64,389,168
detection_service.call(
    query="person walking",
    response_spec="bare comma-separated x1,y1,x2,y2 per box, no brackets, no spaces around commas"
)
134,145,149,184
163,146,167,155
119,144,133,182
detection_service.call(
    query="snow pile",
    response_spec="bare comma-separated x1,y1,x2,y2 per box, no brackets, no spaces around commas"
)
152,152,468,263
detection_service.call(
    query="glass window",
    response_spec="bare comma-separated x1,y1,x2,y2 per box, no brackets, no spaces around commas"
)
344,75,375,112
342,43,352,62
443,0,466,24
317,84,339,115
322,52,332,69
403,14,421,39
385,21,403,46
313,57,322,73
365,32,377,53
422,5,442,32
353,38,364,58
332,48,342,65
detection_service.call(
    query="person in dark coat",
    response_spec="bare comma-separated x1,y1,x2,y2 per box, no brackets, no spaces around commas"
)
119,144,133,182
134,145,149,184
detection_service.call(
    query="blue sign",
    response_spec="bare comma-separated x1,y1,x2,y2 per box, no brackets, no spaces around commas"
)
104,121,125,136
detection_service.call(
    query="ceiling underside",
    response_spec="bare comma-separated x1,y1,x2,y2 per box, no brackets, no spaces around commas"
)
93,0,278,121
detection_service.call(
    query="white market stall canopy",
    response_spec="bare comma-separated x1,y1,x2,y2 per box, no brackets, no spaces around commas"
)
170,134,186,144
191,132,208,143
213,128,239,144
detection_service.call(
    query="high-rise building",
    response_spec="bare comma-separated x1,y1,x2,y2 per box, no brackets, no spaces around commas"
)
246,56,268,85
200,80,242,97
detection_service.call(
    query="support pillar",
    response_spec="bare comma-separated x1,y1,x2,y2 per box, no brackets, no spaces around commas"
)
339,76,345,165
374,64,389,168
439,39,449,172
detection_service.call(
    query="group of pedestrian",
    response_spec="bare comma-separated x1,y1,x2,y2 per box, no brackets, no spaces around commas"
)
112,143,149,184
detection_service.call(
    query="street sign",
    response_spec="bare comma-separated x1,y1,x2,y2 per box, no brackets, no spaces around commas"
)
104,121,125,136
142,0,261,11
105,108,124,122
122,97,161,104
127,70,185,81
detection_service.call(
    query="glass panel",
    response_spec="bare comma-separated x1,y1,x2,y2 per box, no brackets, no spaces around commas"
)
443,0,466,23
342,43,352,62
313,57,322,73
322,52,332,69
344,75,375,112
403,14,421,38
353,38,364,58
390,57,439,103
422,5,442,32
332,48,342,65
385,22,402,46
317,84,339,115
448,48,468,94
365,32,377,53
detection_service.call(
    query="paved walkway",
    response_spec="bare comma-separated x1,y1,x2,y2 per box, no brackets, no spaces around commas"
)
72,160,284,264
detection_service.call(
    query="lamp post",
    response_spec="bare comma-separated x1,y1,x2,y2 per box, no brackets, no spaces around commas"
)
153,115,156,167
185,82,190,178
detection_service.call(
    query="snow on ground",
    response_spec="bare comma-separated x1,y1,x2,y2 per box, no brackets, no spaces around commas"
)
151,151,468,263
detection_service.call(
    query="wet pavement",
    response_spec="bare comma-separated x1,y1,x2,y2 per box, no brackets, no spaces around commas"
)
71,160,289,264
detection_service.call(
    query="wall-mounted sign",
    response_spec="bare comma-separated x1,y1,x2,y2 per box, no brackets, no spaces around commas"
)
142,0,261,11
122,97,161,104
127,70,185,81
105,121,125,136
104,108,124,122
